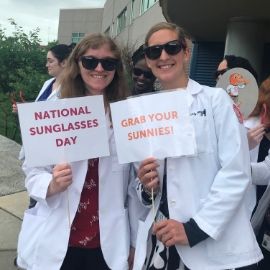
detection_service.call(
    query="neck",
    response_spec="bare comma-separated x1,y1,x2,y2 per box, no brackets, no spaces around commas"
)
162,76,188,90
52,77,61,91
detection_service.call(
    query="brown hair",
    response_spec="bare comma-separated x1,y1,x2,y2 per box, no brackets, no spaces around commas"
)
60,33,129,103
145,22,189,50
249,76,270,120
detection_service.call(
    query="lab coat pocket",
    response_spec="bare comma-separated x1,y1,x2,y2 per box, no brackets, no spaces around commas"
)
191,113,214,154
17,208,47,267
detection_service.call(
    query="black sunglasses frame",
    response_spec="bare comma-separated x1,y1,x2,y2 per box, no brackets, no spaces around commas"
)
144,40,185,60
80,56,119,71
133,67,155,79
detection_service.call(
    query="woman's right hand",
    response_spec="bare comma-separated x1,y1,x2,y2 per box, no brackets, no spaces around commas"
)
247,124,265,150
47,163,73,197
12,103,18,114
138,157,160,194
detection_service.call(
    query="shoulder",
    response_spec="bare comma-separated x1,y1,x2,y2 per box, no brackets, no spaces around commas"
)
189,79,232,106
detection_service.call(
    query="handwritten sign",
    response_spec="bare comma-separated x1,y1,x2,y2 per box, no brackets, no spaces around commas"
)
110,90,196,163
17,96,109,167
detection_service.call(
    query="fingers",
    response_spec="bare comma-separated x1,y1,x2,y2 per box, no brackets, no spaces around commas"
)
154,221,174,247
53,163,72,182
138,157,160,193
153,219,189,247
12,104,18,114
248,124,265,150
48,163,72,196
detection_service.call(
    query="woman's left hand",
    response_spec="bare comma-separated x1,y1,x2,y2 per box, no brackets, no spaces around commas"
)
153,219,189,247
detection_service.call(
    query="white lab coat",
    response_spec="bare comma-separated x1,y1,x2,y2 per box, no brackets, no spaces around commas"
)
133,79,263,270
17,113,142,270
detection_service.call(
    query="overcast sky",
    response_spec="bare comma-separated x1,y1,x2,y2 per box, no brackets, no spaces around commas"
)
0,0,106,45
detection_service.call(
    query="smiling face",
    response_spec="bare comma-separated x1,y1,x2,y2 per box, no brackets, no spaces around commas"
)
132,58,155,94
46,51,65,78
145,29,190,90
79,44,116,95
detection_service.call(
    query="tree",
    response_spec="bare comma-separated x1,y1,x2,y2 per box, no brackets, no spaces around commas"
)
0,19,53,143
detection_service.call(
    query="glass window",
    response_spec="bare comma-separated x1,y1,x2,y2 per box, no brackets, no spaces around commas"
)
140,0,157,14
71,32,85,44
104,27,110,36
130,0,135,23
117,7,127,35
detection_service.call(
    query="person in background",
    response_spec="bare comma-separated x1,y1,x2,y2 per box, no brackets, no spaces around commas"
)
215,55,265,219
12,43,74,112
132,22,262,270
215,54,258,83
17,33,140,270
14,44,74,210
131,44,156,96
250,76,270,270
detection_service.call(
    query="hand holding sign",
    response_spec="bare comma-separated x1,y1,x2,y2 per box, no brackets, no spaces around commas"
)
138,157,160,194
47,163,73,197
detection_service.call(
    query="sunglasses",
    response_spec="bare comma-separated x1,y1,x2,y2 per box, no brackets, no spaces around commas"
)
144,40,185,60
80,56,119,71
133,68,155,79
214,69,228,80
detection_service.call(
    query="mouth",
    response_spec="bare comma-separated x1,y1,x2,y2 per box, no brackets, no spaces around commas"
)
90,74,107,79
157,63,175,70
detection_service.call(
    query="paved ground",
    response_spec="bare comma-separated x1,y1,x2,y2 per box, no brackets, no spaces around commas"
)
0,135,27,269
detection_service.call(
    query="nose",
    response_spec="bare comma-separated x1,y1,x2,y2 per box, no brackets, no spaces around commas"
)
159,48,169,60
95,62,104,71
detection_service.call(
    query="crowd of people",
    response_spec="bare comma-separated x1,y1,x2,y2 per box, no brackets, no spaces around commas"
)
13,21,270,270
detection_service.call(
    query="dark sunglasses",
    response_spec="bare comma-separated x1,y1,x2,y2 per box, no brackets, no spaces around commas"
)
133,67,155,79
214,69,228,80
144,40,185,60
80,56,119,71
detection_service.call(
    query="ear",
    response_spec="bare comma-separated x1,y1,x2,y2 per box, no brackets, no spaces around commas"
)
61,59,67,68
183,47,191,63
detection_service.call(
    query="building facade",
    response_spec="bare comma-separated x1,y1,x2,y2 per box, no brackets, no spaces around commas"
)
101,0,165,48
160,0,270,85
58,8,104,44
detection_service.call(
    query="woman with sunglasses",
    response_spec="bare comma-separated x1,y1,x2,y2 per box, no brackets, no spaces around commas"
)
132,22,262,270
17,33,141,270
131,44,156,96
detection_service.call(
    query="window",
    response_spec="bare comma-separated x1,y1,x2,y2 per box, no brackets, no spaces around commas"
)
104,27,110,36
71,32,85,44
117,8,127,34
130,0,135,23
140,0,157,14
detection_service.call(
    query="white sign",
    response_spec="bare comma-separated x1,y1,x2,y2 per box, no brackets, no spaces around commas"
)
110,90,196,164
17,96,110,167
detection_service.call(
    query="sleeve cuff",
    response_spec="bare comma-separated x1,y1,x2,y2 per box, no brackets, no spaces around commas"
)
183,218,209,247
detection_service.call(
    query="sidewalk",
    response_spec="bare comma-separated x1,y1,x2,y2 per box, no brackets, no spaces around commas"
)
0,135,27,270
0,192,28,270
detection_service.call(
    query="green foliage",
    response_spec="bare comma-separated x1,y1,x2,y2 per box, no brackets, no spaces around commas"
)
0,19,52,143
